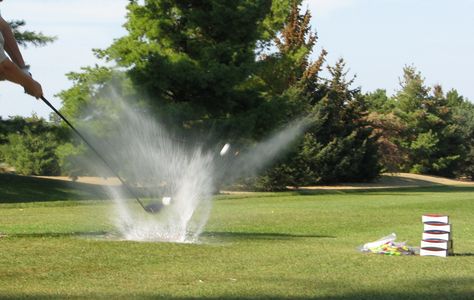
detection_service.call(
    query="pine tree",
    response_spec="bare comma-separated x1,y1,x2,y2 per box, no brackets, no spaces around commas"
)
9,20,56,47
258,1,327,95
254,3,380,189
393,66,465,177
60,0,295,142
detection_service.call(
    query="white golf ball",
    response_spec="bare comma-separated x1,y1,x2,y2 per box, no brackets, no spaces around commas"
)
220,143,230,156
162,197,172,206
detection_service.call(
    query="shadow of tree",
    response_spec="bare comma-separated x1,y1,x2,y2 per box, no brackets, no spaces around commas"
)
6,231,111,239
295,185,474,196
202,231,335,241
1,283,473,300
0,173,112,203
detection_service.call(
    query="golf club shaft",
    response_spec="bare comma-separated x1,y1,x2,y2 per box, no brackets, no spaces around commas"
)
40,96,147,210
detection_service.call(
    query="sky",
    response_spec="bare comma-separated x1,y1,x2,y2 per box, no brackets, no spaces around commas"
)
1,0,473,119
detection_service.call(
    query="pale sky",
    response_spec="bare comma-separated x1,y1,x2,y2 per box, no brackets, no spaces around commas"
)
0,0,128,118
1,0,473,119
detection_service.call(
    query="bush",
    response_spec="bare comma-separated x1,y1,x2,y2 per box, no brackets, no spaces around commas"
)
2,128,61,175
55,142,89,178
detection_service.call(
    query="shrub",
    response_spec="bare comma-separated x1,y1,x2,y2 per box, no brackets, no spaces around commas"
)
2,128,60,175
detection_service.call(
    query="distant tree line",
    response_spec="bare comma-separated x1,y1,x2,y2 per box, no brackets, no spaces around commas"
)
1,1,474,190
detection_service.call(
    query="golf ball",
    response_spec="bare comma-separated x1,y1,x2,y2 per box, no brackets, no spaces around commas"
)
220,143,230,156
162,197,172,206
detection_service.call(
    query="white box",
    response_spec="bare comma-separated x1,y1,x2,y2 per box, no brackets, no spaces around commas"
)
422,214,449,224
424,222,451,232
422,231,451,241
420,247,449,257
421,239,452,250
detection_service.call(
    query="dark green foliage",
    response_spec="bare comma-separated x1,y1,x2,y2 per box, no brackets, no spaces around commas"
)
0,116,65,176
365,89,396,113
54,1,474,186
364,90,406,172
2,129,60,175
92,0,296,141
393,67,465,177
256,59,381,189
364,66,470,178
444,89,474,179
249,3,381,189
9,20,56,48
57,0,300,180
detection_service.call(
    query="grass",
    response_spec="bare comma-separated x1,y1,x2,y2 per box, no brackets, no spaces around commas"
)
0,173,473,299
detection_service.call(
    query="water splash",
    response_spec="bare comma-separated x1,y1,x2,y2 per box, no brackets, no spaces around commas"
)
80,91,308,243
89,99,215,242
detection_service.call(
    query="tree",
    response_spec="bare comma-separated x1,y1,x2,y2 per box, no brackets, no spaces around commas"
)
364,90,407,172
9,20,56,47
55,0,298,177
295,59,379,184
444,89,474,179
252,2,380,189
392,66,465,177
0,116,64,175
258,0,327,96
72,0,297,141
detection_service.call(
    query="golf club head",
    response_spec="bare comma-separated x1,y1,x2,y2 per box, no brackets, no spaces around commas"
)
144,196,173,214
144,202,164,214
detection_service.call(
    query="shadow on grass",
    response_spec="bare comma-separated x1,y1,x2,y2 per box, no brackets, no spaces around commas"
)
202,231,335,241
1,287,473,299
4,230,332,243
0,173,112,203
454,252,474,257
6,231,111,239
294,185,474,196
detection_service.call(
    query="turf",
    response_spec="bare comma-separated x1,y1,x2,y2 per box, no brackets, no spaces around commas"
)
0,174,473,299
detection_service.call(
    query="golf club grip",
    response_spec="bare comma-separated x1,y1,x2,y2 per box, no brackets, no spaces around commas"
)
40,96,146,209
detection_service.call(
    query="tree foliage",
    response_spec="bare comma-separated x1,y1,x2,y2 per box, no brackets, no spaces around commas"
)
53,1,474,185
57,0,299,178
364,66,467,177
9,20,56,48
85,0,296,141
250,4,380,189
0,116,64,175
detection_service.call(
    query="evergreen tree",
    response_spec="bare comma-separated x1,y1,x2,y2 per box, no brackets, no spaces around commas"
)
393,66,465,177
294,59,379,184
364,90,406,172
253,2,380,189
0,116,64,175
445,89,474,178
61,0,296,142
55,0,297,176
9,20,56,47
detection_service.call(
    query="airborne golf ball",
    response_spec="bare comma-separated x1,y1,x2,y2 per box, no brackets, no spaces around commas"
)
162,197,172,206
220,143,230,156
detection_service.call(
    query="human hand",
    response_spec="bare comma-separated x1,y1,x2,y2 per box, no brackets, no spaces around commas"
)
21,66,32,77
24,79,43,99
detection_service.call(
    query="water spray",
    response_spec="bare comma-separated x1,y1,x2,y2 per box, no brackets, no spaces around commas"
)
40,96,162,214
41,89,308,242
142,143,231,213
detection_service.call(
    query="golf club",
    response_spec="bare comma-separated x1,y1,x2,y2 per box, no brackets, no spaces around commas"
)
40,96,162,214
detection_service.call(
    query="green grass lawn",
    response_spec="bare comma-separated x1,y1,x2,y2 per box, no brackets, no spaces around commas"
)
1,173,473,299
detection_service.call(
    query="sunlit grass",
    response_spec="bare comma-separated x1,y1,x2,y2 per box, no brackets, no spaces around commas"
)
0,175,473,299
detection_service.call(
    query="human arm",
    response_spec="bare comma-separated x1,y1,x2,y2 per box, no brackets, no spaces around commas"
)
0,15,42,98
0,58,43,98
0,15,28,71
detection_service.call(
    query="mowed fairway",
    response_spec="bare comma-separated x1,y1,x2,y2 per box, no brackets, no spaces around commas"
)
1,174,473,299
